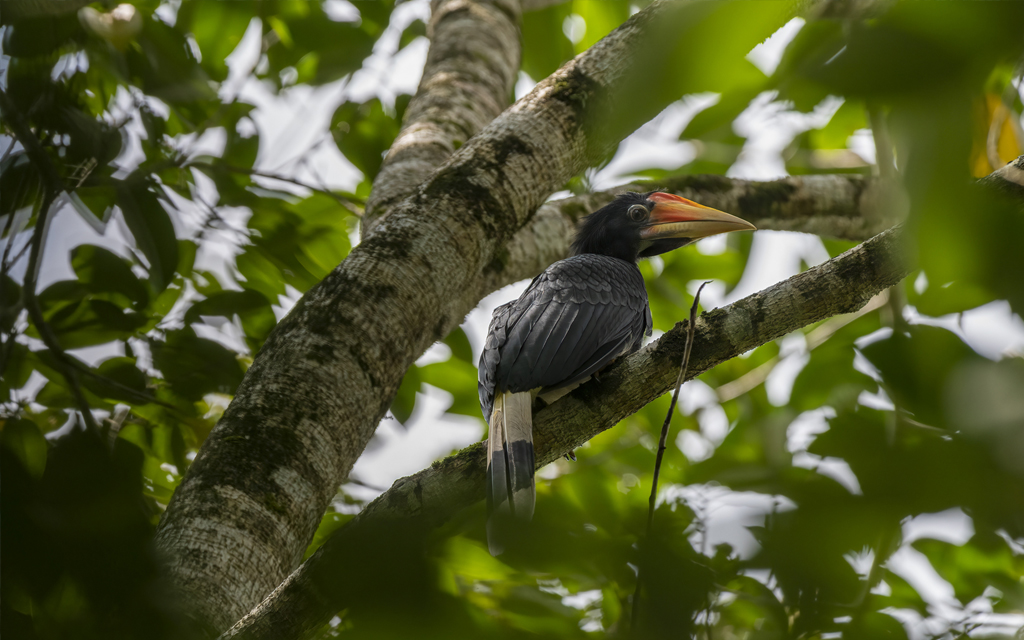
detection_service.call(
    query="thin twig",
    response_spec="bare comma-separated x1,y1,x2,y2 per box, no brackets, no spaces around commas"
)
631,280,710,630
5,239,33,274
0,87,100,435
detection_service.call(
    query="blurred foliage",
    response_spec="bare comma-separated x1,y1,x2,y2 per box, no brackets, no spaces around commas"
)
2,1,1024,639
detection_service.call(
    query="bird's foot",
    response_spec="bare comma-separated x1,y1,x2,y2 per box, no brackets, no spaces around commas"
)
564,450,577,462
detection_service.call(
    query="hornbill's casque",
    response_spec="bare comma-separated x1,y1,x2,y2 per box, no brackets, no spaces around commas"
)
478,191,755,554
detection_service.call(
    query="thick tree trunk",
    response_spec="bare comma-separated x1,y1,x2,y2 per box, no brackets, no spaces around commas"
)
155,1,735,633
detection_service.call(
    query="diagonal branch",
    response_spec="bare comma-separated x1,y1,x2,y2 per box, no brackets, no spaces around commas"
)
221,224,910,640
362,0,522,232
158,1,769,633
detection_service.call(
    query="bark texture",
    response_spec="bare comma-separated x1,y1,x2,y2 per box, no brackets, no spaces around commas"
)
362,0,521,232
221,224,910,640
154,2,707,634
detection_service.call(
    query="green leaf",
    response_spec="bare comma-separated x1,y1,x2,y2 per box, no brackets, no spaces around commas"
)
224,119,260,169
1,13,82,58
683,87,763,139
184,289,267,325
443,328,474,364
126,15,218,107
150,328,245,402
184,289,277,351
152,423,189,474
809,99,867,150
82,357,152,405
860,325,982,428
808,406,1024,523
907,277,996,318
573,0,631,54
0,152,44,218
719,576,788,632
176,239,198,279
520,2,574,81
914,534,1024,608
0,342,33,400
790,314,880,411
36,285,148,348
176,1,254,82
1,418,48,478
391,366,421,424
72,185,117,228
71,244,149,307
238,192,353,297
846,611,908,640
1,274,24,333
236,250,287,301
331,98,401,180
260,3,383,88
117,181,179,293
304,511,355,560
874,570,928,615
420,359,479,418
772,19,844,87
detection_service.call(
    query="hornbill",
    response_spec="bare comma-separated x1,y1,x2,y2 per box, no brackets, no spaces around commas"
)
478,191,755,554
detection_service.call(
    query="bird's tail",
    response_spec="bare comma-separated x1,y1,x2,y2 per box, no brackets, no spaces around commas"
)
485,390,535,555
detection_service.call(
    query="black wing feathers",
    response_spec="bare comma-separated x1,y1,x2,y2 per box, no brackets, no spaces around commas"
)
478,254,651,417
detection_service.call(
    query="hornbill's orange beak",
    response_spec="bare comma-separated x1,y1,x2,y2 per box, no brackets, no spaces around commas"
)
640,192,755,241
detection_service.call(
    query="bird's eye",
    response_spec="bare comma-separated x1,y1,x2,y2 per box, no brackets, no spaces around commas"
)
628,204,648,222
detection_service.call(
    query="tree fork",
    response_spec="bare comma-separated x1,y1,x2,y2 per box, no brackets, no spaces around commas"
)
154,2,721,633
362,0,522,232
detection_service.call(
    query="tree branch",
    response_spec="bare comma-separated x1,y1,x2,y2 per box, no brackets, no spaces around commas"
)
979,153,1024,198
362,0,522,232
221,224,910,640
469,172,907,306
157,1,737,633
